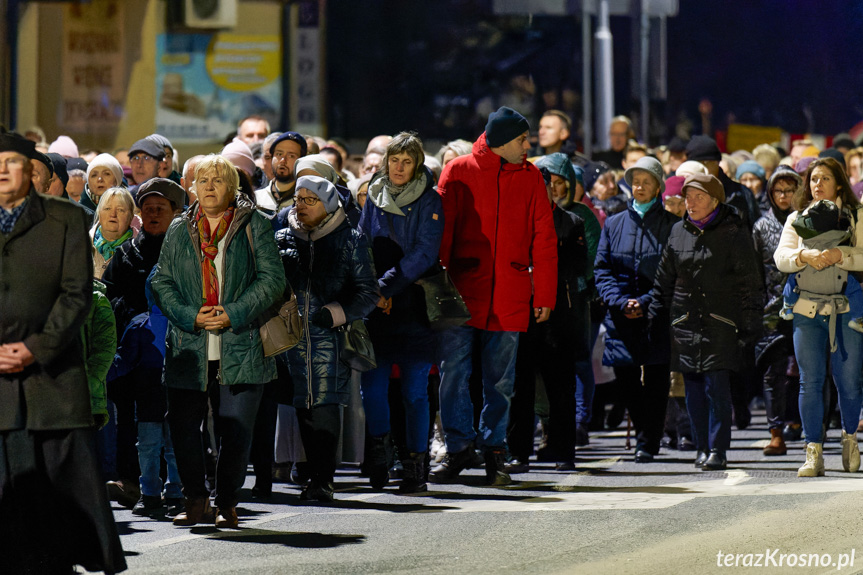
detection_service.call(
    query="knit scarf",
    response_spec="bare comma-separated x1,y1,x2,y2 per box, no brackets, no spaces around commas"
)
94,226,133,262
632,196,658,219
367,172,428,216
197,206,235,306
689,205,721,230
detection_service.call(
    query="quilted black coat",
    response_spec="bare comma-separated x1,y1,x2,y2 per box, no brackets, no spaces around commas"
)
650,204,764,373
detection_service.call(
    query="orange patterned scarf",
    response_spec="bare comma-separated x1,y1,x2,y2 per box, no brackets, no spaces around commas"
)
197,206,235,306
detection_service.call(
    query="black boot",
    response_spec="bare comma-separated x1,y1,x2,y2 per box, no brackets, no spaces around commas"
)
484,449,512,486
429,442,477,484
399,452,428,494
367,433,393,490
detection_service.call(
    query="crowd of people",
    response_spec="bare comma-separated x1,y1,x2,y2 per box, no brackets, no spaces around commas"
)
3,108,863,572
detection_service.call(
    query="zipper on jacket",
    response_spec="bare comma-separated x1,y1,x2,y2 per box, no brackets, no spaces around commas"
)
709,313,738,332
304,240,314,408
565,281,572,309
671,312,689,326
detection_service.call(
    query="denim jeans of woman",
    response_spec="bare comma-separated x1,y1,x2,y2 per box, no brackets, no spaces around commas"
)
793,313,863,443
137,421,182,499
684,370,732,454
361,360,431,453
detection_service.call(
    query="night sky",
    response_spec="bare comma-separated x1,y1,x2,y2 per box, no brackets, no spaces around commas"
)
327,0,863,143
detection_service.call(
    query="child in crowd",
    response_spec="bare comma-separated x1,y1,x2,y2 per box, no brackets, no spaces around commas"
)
108,281,184,517
780,199,863,334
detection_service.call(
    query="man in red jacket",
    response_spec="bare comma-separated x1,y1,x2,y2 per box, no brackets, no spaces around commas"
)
429,107,558,486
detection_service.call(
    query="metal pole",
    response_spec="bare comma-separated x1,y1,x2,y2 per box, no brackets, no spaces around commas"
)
640,0,650,143
594,0,614,151
582,12,592,158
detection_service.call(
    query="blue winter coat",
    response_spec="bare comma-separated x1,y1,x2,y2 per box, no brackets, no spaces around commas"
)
276,208,379,409
595,199,677,366
358,167,444,360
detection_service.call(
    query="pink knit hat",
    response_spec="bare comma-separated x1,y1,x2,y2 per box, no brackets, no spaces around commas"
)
48,135,79,158
221,139,256,177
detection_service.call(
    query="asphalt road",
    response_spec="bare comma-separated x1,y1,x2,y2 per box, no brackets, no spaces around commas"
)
110,412,863,575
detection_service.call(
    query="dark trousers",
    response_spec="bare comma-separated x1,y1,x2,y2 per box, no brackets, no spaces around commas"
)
0,427,126,575
684,369,732,454
296,404,341,485
166,362,263,509
249,380,279,491
763,356,789,430
508,317,577,461
614,363,671,454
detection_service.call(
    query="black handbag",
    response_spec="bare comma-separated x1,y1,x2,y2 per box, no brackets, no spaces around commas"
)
340,319,376,371
415,264,471,331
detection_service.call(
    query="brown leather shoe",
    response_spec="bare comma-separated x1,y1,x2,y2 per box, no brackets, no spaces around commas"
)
215,507,239,528
763,428,787,456
172,497,214,526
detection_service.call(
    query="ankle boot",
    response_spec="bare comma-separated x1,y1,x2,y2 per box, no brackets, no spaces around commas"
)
173,497,214,526
367,433,393,490
399,452,428,494
797,442,825,477
763,428,787,456
841,431,860,472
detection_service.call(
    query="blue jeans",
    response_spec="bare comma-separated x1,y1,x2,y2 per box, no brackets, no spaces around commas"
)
684,370,732,454
438,326,519,453
361,361,431,453
575,321,600,425
793,313,863,443
137,421,182,499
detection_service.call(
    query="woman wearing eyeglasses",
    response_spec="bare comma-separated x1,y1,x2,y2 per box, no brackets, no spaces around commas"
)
276,175,378,502
752,166,802,457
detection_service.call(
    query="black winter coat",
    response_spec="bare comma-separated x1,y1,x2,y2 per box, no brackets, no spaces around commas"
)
595,199,678,366
277,209,378,409
650,204,764,374
546,205,591,359
102,230,165,333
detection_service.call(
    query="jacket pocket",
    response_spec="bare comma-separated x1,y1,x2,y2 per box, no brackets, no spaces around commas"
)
709,313,738,332
671,312,689,326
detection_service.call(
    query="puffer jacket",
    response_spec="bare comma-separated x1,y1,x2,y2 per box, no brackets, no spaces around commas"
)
595,199,677,366
650,204,764,373
437,132,558,332
277,208,378,409
82,279,116,419
753,208,790,331
151,194,285,391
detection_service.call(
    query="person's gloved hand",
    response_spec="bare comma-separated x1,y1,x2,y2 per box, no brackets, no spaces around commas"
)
311,308,334,329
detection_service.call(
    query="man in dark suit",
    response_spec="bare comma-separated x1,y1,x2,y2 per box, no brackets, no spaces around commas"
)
0,132,125,574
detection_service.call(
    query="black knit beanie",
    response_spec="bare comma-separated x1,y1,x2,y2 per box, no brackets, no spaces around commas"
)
485,107,530,148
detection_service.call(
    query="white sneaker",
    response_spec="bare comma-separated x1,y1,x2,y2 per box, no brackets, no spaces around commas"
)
842,431,860,472
798,442,825,477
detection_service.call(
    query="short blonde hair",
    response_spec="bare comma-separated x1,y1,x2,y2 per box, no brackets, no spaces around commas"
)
753,144,780,173
193,154,240,198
